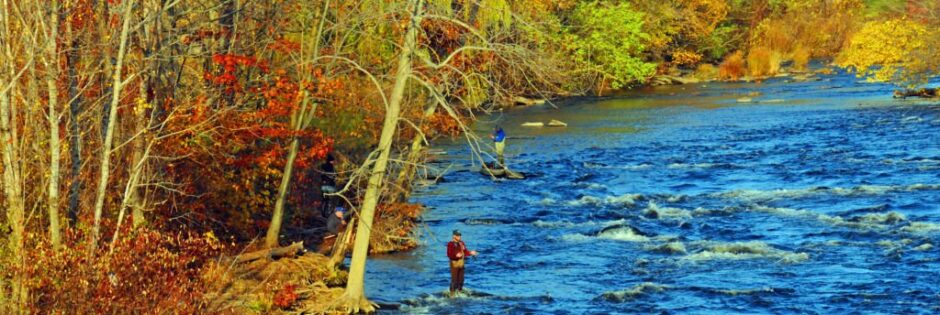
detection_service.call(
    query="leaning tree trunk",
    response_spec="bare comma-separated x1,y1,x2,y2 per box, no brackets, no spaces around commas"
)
264,137,301,248
340,0,422,312
91,0,135,249
263,0,330,248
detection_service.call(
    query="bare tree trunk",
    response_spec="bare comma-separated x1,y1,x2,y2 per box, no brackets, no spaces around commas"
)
341,1,422,312
0,88,26,314
91,0,135,249
43,0,63,250
129,92,148,229
0,0,28,309
65,13,83,228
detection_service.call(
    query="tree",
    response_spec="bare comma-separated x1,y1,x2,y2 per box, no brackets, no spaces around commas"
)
566,1,656,90
340,0,422,311
40,0,64,250
838,18,938,87
90,0,136,249
264,0,331,249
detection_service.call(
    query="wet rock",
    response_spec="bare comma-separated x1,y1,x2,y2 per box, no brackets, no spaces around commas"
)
648,241,687,254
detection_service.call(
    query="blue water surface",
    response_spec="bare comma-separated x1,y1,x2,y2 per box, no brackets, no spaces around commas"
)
364,70,940,314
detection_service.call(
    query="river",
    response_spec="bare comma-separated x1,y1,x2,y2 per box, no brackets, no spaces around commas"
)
364,69,940,314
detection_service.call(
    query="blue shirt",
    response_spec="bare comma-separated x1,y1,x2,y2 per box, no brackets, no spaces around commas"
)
493,129,505,142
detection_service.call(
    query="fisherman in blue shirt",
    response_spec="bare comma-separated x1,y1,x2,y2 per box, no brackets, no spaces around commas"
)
490,126,506,166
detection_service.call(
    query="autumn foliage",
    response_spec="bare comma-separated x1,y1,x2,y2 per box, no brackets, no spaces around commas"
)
719,51,746,80
2,0,939,313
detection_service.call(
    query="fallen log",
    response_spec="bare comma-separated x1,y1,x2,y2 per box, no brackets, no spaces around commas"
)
230,241,304,264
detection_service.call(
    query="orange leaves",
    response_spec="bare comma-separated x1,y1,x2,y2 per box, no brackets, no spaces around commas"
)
269,38,301,54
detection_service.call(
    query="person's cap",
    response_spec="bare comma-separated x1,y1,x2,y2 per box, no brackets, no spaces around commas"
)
452,229,461,236
335,207,346,213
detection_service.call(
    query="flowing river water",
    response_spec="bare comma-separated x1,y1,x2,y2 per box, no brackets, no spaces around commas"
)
363,70,940,314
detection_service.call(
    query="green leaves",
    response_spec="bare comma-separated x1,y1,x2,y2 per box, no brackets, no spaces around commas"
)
566,2,656,89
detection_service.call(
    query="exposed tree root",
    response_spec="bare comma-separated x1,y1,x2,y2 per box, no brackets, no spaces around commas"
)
333,293,377,314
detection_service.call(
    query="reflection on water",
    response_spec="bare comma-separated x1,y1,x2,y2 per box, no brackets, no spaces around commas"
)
365,70,940,314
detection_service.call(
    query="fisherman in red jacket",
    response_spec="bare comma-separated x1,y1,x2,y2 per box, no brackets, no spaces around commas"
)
446,230,477,295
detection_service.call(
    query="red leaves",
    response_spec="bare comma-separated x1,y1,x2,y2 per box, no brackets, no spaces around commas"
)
273,284,299,309
203,53,261,93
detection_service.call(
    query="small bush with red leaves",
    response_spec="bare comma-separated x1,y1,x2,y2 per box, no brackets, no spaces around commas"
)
22,226,224,314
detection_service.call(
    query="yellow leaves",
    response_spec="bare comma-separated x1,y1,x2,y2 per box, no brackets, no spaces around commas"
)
134,97,152,116
838,18,936,87
204,231,218,242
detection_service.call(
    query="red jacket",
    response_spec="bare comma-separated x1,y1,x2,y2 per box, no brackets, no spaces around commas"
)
447,241,472,261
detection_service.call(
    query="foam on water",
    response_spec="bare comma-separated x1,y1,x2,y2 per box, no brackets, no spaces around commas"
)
713,184,940,202
683,241,810,263
598,282,668,302
566,193,646,208
597,226,650,242
643,201,692,219
913,243,933,251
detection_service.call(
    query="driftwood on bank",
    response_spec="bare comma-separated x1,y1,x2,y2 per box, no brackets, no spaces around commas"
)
513,96,546,106
229,241,304,264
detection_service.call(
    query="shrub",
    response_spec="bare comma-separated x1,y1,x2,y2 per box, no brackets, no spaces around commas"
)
718,51,746,80
791,46,811,72
746,46,781,77
671,50,703,68
694,63,718,80
23,227,224,314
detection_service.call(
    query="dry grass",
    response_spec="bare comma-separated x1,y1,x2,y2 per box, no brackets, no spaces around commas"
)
746,47,781,77
203,252,349,314
718,51,746,81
